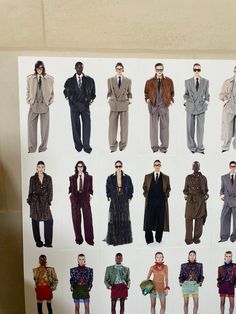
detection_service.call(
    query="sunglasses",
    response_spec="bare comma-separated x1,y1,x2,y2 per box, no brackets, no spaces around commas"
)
193,68,201,72
116,67,123,71
230,165,236,168
77,165,83,168
115,165,122,168
154,164,161,167
155,68,163,72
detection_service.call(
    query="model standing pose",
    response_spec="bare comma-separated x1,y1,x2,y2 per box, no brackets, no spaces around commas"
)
179,250,204,314
146,252,169,314
104,253,130,314
217,251,236,314
33,255,58,314
69,161,94,245
26,60,54,153
70,254,93,314
27,161,53,247
105,160,133,246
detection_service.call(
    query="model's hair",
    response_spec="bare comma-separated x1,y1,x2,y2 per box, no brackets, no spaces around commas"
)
75,61,83,67
78,254,85,257
115,62,124,69
225,251,232,255
115,160,123,166
193,161,200,166
188,250,197,261
39,254,47,260
37,161,45,166
155,63,164,68
34,60,45,75
153,160,161,165
116,253,123,257
155,252,164,259
229,161,236,166
193,63,201,68
74,161,87,176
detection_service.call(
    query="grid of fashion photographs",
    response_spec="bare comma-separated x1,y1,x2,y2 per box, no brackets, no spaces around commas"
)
19,57,236,314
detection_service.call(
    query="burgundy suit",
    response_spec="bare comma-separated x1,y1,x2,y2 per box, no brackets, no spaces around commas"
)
69,173,94,245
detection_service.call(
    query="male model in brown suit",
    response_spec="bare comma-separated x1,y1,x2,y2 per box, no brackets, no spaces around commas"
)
183,161,209,245
107,62,132,152
144,63,174,153
143,160,170,244
26,60,54,153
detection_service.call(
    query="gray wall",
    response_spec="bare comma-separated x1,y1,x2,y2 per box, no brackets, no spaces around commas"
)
1,1,236,313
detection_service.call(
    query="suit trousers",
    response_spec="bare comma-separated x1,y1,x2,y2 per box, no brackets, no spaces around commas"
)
28,108,49,153
71,196,94,245
222,113,236,150
185,217,203,244
70,103,91,152
149,106,169,152
186,112,205,153
31,218,53,246
145,198,164,243
220,205,236,241
109,110,128,151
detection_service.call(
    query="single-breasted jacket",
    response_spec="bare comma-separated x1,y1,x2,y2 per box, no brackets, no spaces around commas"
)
69,173,93,206
107,76,132,111
144,75,174,107
104,265,130,288
184,77,210,114
26,74,54,106
143,172,170,232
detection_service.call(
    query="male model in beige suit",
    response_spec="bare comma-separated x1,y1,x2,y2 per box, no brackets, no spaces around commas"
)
107,62,132,152
26,60,54,153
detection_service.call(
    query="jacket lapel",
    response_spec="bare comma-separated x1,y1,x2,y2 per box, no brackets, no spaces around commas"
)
146,173,153,191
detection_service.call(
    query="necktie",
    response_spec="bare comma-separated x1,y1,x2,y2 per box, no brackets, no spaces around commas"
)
78,76,82,88
196,78,199,91
157,78,161,93
231,175,234,186
155,173,158,182
79,175,83,193
118,76,121,88
38,76,42,89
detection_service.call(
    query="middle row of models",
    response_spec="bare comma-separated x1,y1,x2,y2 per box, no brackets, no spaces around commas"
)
27,159,236,248
27,60,236,154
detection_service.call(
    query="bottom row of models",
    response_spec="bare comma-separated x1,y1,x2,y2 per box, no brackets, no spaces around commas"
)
33,251,235,314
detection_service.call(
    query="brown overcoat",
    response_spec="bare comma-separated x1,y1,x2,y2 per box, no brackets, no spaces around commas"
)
143,172,170,232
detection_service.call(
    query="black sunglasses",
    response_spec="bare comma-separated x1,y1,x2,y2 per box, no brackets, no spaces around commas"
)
193,68,201,72
115,165,122,168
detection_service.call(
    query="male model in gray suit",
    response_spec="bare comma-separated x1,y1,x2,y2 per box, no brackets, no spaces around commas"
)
26,60,54,153
107,62,132,152
184,63,210,154
219,161,236,242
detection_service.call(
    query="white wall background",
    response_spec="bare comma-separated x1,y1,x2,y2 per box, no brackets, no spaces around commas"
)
18,56,236,313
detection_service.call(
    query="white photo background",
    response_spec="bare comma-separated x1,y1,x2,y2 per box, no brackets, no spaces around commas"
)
19,57,236,314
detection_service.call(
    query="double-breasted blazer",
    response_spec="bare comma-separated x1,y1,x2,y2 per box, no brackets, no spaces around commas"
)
143,172,170,231
107,76,132,112
184,77,210,114
220,173,236,208
69,173,93,206
26,74,54,106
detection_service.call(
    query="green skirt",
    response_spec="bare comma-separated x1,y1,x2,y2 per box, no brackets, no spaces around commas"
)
72,285,90,300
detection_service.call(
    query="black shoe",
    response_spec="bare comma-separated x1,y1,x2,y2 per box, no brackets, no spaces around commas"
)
230,239,235,243
36,241,43,248
218,239,227,242
194,239,200,244
191,151,195,154
199,152,205,154
222,150,227,153
75,146,83,152
185,241,193,245
44,243,53,248
146,241,154,245
84,147,92,154
119,148,124,151
110,150,116,153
